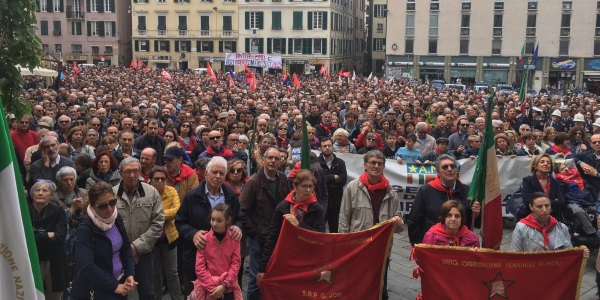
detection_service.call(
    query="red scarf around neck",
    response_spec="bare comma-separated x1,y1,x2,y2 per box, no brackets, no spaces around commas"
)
434,147,443,155
319,123,335,135
284,191,317,216
550,144,570,155
519,214,558,247
359,172,389,192
428,223,472,246
206,146,234,158
428,177,458,199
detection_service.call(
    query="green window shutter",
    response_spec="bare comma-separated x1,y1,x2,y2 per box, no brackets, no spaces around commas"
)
322,38,326,54
245,12,249,30
281,38,286,54
200,16,209,30
98,22,104,36
135,40,139,51
258,38,263,53
154,41,159,51
308,12,312,30
245,38,250,53
267,38,272,54
175,41,179,52
86,0,90,12
86,21,91,36
41,21,48,35
196,41,201,52
288,38,293,54
223,16,232,30
208,41,214,52
293,12,302,30
59,0,64,12
258,12,263,29
187,41,191,51
110,0,114,12
112,22,116,36
181,16,189,30
97,0,103,13
46,0,52,12
165,41,170,52
219,41,223,52
272,11,281,30
232,41,237,52
322,12,327,30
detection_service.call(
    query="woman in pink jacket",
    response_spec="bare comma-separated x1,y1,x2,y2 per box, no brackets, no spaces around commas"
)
421,200,480,247
191,203,242,300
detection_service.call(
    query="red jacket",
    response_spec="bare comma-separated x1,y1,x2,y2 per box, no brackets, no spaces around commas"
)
194,229,241,298
421,223,480,248
355,132,384,150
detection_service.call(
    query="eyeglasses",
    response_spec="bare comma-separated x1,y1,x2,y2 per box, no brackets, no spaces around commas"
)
521,129,531,131
59,120,70,124
230,168,243,174
298,184,314,190
440,164,457,170
591,141,600,145
95,198,118,211
181,124,190,128
367,161,384,167
209,136,222,140
575,132,582,136
367,138,376,141
152,177,166,182
122,169,139,176
459,123,469,127
91,123,100,126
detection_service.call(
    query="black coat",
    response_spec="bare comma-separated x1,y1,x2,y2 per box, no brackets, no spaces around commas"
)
318,153,347,212
175,181,241,278
521,174,566,215
574,150,600,198
134,135,166,166
31,203,67,292
71,214,135,299
259,200,325,272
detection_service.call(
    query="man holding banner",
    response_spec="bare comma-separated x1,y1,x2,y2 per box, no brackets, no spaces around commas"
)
339,150,404,300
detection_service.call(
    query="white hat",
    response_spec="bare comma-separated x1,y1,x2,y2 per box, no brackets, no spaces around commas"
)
551,109,561,117
532,107,543,113
593,118,600,127
595,110,600,117
573,113,585,122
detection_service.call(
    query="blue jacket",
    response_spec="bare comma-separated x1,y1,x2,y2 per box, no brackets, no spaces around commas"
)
71,214,135,300
521,174,566,215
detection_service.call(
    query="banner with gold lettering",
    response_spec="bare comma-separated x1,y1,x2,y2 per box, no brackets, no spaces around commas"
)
261,219,396,300
413,244,586,299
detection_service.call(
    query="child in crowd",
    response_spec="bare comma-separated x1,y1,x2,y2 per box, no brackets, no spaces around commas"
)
554,162,597,210
382,132,404,159
191,203,242,300
395,133,423,164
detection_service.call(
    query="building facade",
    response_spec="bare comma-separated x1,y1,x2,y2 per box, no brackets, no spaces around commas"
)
386,0,600,92
365,0,386,76
131,0,239,71
237,0,365,75
35,0,131,66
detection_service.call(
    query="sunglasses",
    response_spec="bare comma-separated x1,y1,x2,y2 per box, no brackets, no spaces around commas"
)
440,164,457,170
230,168,243,174
59,120,70,124
95,198,118,211
181,124,190,128
153,177,166,182
367,138,376,141
209,136,222,140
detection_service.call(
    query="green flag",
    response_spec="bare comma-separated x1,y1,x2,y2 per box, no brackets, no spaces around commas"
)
0,97,45,298
300,113,311,170
247,117,257,175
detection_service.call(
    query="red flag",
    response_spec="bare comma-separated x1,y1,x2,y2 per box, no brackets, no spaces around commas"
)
319,66,325,75
130,59,136,69
145,64,149,73
72,61,80,75
249,73,257,91
206,61,217,82
228,72,235,87
137,58,143,70
161,69,172,81
292,73,300,88
342,71,351,78
338,69,343,76
261,219,395,300
325,66,330,82
413,245,585,299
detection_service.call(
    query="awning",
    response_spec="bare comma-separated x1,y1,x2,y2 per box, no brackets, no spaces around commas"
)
152,60,171,64
583,71,600,76
15,65,58,77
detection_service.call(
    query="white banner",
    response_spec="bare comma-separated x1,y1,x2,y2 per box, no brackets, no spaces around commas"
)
334,153,533,217
225,53,282,69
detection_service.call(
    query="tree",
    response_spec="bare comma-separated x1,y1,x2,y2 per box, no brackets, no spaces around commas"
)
0,0,42,117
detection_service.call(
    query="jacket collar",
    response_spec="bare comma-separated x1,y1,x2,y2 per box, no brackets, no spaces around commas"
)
116,180,146,199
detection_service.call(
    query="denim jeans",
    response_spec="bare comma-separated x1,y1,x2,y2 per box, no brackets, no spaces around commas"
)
153,243,183,300
247,237,263,300
129,251,154,300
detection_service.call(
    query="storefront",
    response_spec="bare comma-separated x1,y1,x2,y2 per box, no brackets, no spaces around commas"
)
199,57,226,71
449,57,477,85
482,57,510,84
309,60,328,76
549,58,577,91
583,58,600,94
287,59,307,75
65,54,88,65
92,55,113,66
418,56,445,82
514,57,542,91
152,55,171,69
386,55,413,79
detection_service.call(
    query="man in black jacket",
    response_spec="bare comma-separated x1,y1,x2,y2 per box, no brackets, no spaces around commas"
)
134,119,166,165
319,137,347,233
574,134,600,198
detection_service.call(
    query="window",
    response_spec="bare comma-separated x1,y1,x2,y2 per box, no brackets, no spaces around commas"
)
525,41,535,54
224,41,235,52
313,12,323,29
137,16,146,31
493,14,502,36
596,14,600,36
72,21,82,35
157,15,166,35
374,4,386,18
249,12,260,29
460,39,469,54
428,39,437,54
272,11,281,30
42,44,49,53
55,44,62,53
293,11,303,30
140,40,148,51
200,16,209,35
528,1,537,10
559,40,569,56
104,0,111,12
405,39,414,53
293,38,302,54
462,0,471,10
595,40,600,56
526,14,536,36
104,21,113,36
430,0,439,11
91,45,99,54
223,15,232,36
407,0,415,11
461,15,470,28
250,38,260,53
562,1,572,10
72,44,82,53
53,0,60,12
39,0,47,12
159,41,169,52
406,15,415,36
373,38,385,51
377,23,383,33
178,15,188,35
429,15,438,36
313,39,322,54
91,0,97,12
180,41,189,52
494,0,504,10
40,20,48,35
492,39,501,55
561,13,571,36
272,39,281,54
53,21,61,36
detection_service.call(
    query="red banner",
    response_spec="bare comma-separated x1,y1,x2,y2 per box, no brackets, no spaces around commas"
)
413,245,586,299
261,219,396,300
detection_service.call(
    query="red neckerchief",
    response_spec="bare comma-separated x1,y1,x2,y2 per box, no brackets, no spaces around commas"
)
550,144,570,155
519,214,558,247
319,122,335,135
278,136,287,148
358,172,389,192
284,191,317,219
434,147,443,155
428,223,472,246
536,174,551,195
428,177,457,200
206,146,234,158
337,139,349,146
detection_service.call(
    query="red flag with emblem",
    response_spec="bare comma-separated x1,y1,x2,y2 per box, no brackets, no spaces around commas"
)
207,61,217,82
161,69,172,81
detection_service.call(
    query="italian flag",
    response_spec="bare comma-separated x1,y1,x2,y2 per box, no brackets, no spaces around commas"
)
467,94,503,250
0,98,45,299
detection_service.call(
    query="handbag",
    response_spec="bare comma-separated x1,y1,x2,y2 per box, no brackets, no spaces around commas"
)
65,233,95,300
506,185,527,221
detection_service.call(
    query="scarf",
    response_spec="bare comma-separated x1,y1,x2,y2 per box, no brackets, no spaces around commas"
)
434,147,443,155
284,191,317,218
358,172,389,192
337,139,349,146
428,177,458,200
87,205,118,231
206,146,234,158
319,122,336,136
428,223,472,246
550,144,570,156
519,214,558,247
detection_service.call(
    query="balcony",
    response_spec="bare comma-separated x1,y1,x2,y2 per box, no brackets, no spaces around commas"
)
560,28,570,37
526,27,536,36
66,11,85,19
133,30,239,38
200,30,210,36
460,28,470,36
158,30,166,36
179,30,188,37
138,30,146,36
493,28,502,36
462,2,471,10
222,30,233,37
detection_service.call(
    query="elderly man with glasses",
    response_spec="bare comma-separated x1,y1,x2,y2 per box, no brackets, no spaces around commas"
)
198,130,235,161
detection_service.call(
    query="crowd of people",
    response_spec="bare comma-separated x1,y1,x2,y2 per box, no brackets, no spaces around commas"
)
13,65,600,299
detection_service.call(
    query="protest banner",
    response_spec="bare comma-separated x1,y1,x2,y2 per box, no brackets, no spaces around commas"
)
261,219,396,300
225,53,282,69
413,244,586,299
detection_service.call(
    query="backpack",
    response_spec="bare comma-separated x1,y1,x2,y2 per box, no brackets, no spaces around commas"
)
506,185,527,221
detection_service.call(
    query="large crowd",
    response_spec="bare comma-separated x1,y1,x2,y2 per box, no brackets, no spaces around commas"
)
12,65,600,299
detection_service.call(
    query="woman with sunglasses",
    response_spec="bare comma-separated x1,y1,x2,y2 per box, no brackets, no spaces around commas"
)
225,159,248,197
178,121,197,156
568,127,590,154
71,182,137,299
110,117,121,130
30,180,67,300
148,168,184,300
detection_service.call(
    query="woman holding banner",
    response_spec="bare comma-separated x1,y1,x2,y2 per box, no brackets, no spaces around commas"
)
422,200,480,247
